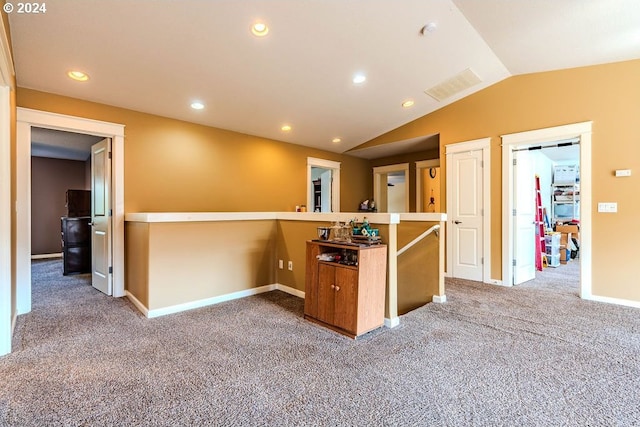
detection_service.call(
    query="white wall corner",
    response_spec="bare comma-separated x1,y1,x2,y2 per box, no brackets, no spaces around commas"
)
125,291,149,318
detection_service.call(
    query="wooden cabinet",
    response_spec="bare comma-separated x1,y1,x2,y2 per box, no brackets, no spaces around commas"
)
305,240,387,338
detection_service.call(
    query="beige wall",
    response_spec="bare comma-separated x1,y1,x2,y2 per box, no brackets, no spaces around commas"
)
358,60,640,302
397,221,441,314
17,89,372,214
126,220,276,311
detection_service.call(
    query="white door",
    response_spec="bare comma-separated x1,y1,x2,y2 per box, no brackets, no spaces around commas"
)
91,139,112,295
450,150,483,281
513,150,536,285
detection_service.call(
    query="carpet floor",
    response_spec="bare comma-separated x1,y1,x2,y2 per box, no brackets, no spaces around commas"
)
1,259,639,426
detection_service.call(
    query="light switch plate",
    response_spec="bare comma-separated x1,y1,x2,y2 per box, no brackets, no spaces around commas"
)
615,169,631,177
598,202,617,213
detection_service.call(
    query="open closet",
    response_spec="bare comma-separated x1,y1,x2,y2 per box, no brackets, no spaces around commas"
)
517,140,580,285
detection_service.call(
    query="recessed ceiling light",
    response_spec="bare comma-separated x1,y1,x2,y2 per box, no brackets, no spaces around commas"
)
67,70,89,82
191,102,205,110
352,74,366,84
281,124,292,132
402,100,415,108
251,22,269,37
332,138,342,143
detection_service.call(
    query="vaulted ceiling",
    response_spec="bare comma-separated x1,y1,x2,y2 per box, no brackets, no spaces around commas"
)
9,0,640,154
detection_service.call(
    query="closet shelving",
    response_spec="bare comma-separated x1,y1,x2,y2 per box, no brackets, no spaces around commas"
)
551,182,579,224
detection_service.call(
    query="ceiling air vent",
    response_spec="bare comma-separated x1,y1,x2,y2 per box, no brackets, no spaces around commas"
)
424,68,482,102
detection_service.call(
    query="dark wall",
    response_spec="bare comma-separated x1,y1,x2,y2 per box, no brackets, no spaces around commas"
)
31,157,89,255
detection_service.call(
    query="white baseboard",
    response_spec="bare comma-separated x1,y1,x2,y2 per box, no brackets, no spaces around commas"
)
384,317,400,328
432,294,447,303
584,294,640,309
486,278,506,286
128,284,305,319
31,253,62,260
273,283,305,298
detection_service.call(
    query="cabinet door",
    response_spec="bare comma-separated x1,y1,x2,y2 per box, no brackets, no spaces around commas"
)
332,267,358,333
317,263,336,325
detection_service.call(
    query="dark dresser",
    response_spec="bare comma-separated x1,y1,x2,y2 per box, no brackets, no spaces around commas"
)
61,216,91,275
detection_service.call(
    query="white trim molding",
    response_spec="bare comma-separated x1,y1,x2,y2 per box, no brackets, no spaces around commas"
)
0,17,15,89
501,121,592,297
0,17,13,356
445,137,492,284
31,253,63,260
16,108,126,319
432,295,447,303
384,317,400,328
0,87,10,356
130,283,305,319
307,157,341,213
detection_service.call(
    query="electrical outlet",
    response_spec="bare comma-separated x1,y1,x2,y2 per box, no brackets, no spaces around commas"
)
278,259,283,269
288,261,293,271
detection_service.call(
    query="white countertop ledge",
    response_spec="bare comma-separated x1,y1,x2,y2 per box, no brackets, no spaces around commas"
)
125,212,447,224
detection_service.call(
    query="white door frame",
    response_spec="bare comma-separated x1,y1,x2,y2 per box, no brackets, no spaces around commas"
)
501,121,592,297
16,108,125,316
0,16,14,356
373,163,409,213
445,138,492,282
307,157,340,212
415,159,440,213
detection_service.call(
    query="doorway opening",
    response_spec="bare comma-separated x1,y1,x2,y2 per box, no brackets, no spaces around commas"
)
31,128,101,263
307,157,340,213
501,121,592,298
16,108,125,319
416,159,440,213
373,163,409,213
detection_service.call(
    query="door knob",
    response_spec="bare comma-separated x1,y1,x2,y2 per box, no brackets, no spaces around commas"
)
454,220,462,224
335,286,340,291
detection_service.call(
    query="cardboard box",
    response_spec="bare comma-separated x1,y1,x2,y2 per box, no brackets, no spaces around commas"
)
560,245,569,263
560,232,571,246
556,224,579,234
557,225,579,243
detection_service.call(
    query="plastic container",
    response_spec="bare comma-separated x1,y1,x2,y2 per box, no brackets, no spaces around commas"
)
547,253,561,267
545,245,560,256
544,233,561,246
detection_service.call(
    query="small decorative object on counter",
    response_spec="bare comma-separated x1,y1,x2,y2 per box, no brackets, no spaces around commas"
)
358,199,377,212
300,205,307,212
317,227,330,240
348,217,382,245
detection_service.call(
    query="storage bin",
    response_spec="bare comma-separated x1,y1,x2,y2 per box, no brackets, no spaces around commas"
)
547,253,560,267
544,233,561,246
545,245,560,256
553,165,578,184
